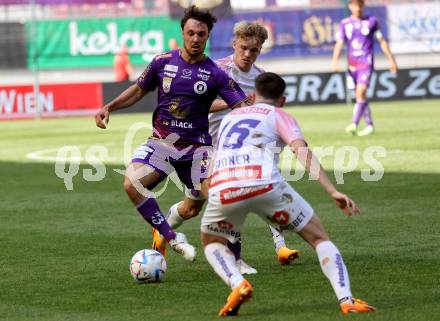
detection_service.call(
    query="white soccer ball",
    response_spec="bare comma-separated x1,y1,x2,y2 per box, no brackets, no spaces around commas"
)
129,249,167,283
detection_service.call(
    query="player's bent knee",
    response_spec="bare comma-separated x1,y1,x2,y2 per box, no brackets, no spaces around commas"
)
123,177,144,204
297,214,330,249
123,177,134,194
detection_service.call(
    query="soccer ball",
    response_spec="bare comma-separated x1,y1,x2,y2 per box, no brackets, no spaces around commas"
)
129,249,167,283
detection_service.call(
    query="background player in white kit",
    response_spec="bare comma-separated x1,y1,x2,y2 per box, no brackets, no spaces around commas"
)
201,72,376,316
164,21,299,274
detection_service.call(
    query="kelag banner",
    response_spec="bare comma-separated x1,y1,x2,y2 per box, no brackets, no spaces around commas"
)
211,6,387,59
282,67,440,105
26,16,185,69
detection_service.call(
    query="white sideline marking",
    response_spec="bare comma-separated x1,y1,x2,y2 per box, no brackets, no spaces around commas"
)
26,145,120,163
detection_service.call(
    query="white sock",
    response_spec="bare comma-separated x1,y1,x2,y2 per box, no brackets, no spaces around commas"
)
269,225,286,253
166,202,185,229
315,240,353,302
204,243,244,289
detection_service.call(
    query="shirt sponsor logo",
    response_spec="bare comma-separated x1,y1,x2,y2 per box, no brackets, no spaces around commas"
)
181,68,192,79
197,73,210,81
164,71,176,78
210,165,262,188
219,184,273,205
164,64,179,72
198,68,211,75
206,224,240,238
230,106,271,115
291,211,306,228
272,210,290,225
162,77,172,93
194,81,208,95
161,120,193,128
168,97,188,119
170,120,193,128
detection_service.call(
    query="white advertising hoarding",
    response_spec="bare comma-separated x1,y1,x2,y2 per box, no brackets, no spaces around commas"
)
389,3,440,54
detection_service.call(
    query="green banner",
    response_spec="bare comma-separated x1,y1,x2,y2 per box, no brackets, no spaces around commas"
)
26,16,207,69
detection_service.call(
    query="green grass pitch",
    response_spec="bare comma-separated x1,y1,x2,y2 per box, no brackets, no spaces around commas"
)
1,99,439,321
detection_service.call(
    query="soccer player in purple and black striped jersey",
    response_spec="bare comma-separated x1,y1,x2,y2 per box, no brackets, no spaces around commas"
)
332,0,397,136
94,5,248,262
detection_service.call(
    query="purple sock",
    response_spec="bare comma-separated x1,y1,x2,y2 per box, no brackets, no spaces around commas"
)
137,198,176,241
352,101,368,125
227,240,241,260
362,103,374,126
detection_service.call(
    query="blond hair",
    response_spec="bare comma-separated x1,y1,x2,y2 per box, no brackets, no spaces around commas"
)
233,21,268,46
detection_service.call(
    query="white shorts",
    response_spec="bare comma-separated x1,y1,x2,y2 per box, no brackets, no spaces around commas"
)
201,181,314,243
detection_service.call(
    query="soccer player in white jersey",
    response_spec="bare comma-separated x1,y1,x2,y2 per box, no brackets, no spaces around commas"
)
160,21,299,275
201,72,376,316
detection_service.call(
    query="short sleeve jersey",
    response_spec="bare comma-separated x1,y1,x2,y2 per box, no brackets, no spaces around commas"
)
208,55,265,145
210,103,305,192
137,50,247,146
336,16,382,70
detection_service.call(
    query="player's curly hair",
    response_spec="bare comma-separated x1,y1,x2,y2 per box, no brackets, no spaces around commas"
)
233,21,268,46
180,5,218,32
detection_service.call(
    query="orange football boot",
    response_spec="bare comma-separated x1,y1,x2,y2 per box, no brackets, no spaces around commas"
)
218,279,253,316
340,298,376,314
151,228,167,258
277,246,299,265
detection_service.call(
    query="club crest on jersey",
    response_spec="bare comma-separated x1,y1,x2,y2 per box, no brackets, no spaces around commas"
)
194,81,208,94
163,77,172,93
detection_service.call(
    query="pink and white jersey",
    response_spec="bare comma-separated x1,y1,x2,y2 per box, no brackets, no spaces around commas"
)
209,55,265,145
210,103,305,193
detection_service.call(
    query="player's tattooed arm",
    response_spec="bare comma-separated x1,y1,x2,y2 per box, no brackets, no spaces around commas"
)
209,99,229,113
95,84,147,129
209,94,252,113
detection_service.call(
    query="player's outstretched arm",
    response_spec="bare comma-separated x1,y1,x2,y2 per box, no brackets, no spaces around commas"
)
332,39,344,72
289,139,360,216
95,84,147,129
378,38,398,73
209,94,253,113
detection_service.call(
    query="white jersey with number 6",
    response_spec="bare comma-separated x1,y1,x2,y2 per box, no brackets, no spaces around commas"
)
210,103,305,194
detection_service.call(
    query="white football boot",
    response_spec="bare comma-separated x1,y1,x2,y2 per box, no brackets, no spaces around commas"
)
169,232,196,262
236,258,257,275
